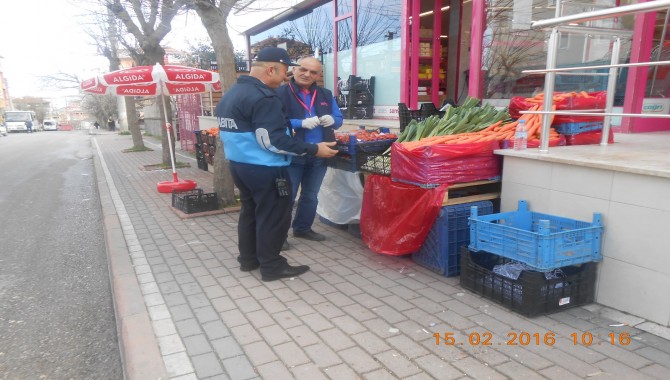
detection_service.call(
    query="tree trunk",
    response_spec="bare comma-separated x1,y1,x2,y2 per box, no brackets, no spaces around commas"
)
124,97,144,148
191,2,238,206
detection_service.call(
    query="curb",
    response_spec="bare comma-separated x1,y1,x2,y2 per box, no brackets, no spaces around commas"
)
93,138,168,380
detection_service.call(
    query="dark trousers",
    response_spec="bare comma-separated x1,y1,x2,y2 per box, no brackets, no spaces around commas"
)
287,156,328,232
229,161,291,274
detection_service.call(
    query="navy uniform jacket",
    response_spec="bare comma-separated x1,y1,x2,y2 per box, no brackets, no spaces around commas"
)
215,75,318,167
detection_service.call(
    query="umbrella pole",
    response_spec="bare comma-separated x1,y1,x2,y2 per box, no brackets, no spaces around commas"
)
161,93,178,182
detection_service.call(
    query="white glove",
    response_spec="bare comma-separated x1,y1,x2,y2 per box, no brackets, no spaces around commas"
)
319,115,336,127
301,116,320,129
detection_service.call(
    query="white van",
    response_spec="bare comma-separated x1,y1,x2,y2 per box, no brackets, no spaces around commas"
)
3,110,38,133
43,119,58,131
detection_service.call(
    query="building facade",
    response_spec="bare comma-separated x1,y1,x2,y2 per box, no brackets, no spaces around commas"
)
242,0,669,131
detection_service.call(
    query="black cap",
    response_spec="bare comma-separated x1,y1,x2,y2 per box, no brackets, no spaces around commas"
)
253,47,298,66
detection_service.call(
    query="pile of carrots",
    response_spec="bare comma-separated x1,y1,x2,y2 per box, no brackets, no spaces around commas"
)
400,104,561,151
202,127,219,136
522,91,597,105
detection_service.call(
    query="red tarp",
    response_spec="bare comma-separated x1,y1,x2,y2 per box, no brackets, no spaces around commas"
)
361,175,448,255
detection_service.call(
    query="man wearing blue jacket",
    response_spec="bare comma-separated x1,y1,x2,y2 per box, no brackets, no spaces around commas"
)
216,47,337,282
276,56,344,243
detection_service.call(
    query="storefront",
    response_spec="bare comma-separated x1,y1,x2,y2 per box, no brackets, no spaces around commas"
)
242,0,668,130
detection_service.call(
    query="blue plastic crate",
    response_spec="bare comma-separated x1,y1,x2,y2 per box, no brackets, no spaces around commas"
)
413,201,494,276
469,200,603,270
553,121,603,135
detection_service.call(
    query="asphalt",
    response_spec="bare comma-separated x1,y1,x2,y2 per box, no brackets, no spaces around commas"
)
91,130,670,380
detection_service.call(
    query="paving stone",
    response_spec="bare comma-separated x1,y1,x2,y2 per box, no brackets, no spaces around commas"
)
222,355,257,380
183,334,213,356
313,301,347,320
220,308,249,327
271,309,303,330
594,358,656,379
538,365,584,380
291,363,329,380
201,319,230,340
211,336,244,359
342,303,377,322
331,314,366,335
175,318,204,337
373,350,422,378
302,312,336,332
229,324,262,345
286,299,317,316
211,296,237,313
274,341,310,367
243,341,278,366
386,334,429,359
639,363,670,379
451,356,506,380
318,328,356,351
194,305,220,324
351,331,392,355
372,305,408,325
304,342,343,368
635,346,670,368
192,352,224,379
286,324,321,347
324,292,356,308
322,363,359,379
245,310,276,329
258,324,292,346
414,354,464,379
256,361,293,380
339,346,381,373
362,368,400,380
163,351,195,378
498,360,552,379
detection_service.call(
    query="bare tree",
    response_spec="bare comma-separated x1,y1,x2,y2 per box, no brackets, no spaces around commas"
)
182,0,240,207
104,0,189,165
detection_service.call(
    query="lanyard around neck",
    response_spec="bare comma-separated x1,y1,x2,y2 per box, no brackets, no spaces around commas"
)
289,84,317,116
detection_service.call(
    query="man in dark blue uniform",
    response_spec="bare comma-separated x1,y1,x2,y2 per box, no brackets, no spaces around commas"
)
215,47,338,282
276,56,343,242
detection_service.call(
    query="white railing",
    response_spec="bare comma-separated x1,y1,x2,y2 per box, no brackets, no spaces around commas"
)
524,0,670,152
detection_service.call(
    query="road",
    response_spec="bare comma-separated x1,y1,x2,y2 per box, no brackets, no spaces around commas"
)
0,131,123,379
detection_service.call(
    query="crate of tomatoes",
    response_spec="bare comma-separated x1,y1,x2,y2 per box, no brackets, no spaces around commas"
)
334,129,398,154
329,129,397,173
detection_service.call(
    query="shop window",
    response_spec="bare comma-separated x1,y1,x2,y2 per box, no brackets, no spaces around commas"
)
482,0,632,101
355,0,401,47
338,18,353,51
337,0,352,16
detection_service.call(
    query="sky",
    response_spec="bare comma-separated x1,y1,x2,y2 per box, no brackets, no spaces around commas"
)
0,0,294,106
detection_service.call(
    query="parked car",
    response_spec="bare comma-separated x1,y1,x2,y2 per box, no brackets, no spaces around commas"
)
43,119,58,131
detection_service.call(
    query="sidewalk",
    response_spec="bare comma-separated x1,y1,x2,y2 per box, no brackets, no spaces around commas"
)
92,131,670,380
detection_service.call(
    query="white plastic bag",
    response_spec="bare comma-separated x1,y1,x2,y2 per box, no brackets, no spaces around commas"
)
317,168,364,224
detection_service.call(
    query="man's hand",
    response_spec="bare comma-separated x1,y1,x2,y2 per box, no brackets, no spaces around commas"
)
318,115,335,127
301,116,320,129
314,141,338,158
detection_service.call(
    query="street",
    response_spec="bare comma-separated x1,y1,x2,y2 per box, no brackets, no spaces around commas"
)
0,131,123,379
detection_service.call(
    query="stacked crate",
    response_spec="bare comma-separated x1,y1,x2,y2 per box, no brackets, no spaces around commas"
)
194,131,208,171
461,200,603,317
412,201,494,277
337,75,375,119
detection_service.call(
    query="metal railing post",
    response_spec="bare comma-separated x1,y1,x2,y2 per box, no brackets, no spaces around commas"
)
540,27,559,153
601,37,620,145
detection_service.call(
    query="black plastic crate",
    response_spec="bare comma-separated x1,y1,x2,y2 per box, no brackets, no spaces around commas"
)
398,103,445,132
459,247,596,317
346,105,374,119
194,130,204,144
196,158,208,171
172,189,218,214
328,150,392,175
412,201,494,276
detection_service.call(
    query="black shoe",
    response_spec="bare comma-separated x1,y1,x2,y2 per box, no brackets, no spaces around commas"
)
261,264,310,282
281,240,290,251
240,262,260,272
293,229,326,241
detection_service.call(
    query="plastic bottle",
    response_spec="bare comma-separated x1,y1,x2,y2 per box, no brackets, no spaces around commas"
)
513,119,528,150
